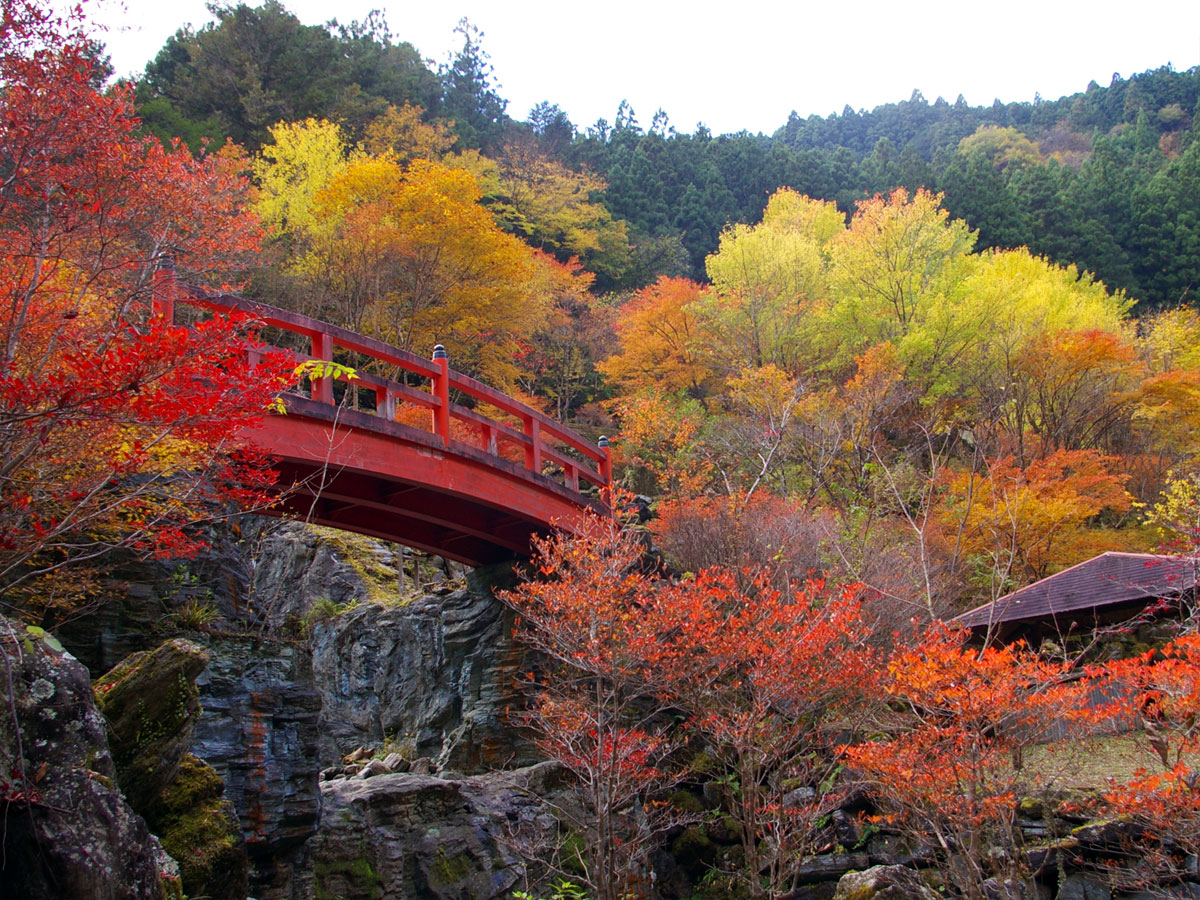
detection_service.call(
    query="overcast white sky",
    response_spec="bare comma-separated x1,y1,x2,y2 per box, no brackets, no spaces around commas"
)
84,0,1200,136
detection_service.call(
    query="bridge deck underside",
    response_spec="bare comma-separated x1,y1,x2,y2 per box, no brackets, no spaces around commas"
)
248,400,599,566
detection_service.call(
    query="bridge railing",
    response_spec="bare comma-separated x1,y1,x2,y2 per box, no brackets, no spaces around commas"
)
166,281,613,498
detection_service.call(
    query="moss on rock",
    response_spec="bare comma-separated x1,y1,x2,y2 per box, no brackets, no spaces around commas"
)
143,754,248,900
314,852,383,900
94,638,209,810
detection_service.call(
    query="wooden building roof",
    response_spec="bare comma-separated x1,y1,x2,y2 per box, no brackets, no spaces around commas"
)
951,552,1198,638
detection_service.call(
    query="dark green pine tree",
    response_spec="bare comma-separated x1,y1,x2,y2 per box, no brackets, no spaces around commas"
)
937,151,1030,250
439,19,510,152
1130,133,1200,307
1010,161,1077,261
674,171,737,275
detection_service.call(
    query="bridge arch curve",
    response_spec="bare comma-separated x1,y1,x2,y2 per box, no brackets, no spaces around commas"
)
176,287,612,566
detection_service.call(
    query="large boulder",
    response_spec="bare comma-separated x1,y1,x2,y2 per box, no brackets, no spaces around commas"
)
302,764,560,900
95,637,249,900
0,617,176,900
834,864,941,900
94,637,210,810
143,754,248,900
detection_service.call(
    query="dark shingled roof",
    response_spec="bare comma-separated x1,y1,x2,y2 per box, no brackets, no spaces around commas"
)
952,552,1199,632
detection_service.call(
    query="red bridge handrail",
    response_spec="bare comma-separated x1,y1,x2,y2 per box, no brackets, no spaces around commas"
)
169,284,613,498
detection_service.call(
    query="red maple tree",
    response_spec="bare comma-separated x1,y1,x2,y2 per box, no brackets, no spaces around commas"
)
844,624,1092,900
0,1,291,614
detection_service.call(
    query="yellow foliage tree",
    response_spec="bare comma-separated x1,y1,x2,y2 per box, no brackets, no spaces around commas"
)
253,118,360,240
362,103,456,163
819,188,976,376
296,156,549,386
957,125,1042,172
1140,307,1200,374
698,189,842,375
598,276,717,399
957,249,1134,458
451,142,631,279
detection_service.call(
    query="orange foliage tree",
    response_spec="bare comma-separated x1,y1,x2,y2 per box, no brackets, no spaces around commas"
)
845,624,1090,900
598,275,717,400
608,393,713,497
1085,636,1200,889
500,511,685,900
940,449,1131,591
651,570,878,900
515,254,613,421
0,2,292,614
1003,329,1138,463
505,507,879,900
301,156,552,387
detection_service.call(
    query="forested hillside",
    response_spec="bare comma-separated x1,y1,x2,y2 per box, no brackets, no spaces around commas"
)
134,2,1200,308
8,5,1200,900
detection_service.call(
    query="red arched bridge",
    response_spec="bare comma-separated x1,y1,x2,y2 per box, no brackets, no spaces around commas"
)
166,286,612,567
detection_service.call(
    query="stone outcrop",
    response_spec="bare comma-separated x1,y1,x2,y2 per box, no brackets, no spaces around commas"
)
96,636,249,900
302,763,562,900
247,520,409,632
310,573,529,773
7,521,539,899
833,864,941,900
143,753,248,900
94,638,210,809
52,517,463,675
0,617,176,900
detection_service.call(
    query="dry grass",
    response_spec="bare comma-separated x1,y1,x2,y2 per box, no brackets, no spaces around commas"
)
1022,732,1195,793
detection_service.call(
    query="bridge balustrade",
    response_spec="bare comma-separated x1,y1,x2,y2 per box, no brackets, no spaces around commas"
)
158,279,612,504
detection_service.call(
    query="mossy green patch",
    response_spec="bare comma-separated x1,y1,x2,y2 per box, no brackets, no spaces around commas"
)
672,825,716,869
314,854,383,900
559,830,588,877
669,788,705,815
313,526,402,606
158,873,185,900
838,886,879,900
429,847,473,887
144,755,246,900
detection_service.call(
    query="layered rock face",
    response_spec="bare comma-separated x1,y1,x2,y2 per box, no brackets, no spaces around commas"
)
192,636,322,898
304,763,562,900
310,578,531,772
15,520,540,900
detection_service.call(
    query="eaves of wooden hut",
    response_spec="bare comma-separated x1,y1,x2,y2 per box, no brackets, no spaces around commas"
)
951,552,1198,643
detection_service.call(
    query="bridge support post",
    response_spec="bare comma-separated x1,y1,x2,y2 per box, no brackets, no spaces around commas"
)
380,386,396,421
479,422,497,454
599,435,612,506
311,331,334,404
152,256,176,322
523,415,542,473
432,345,451,446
